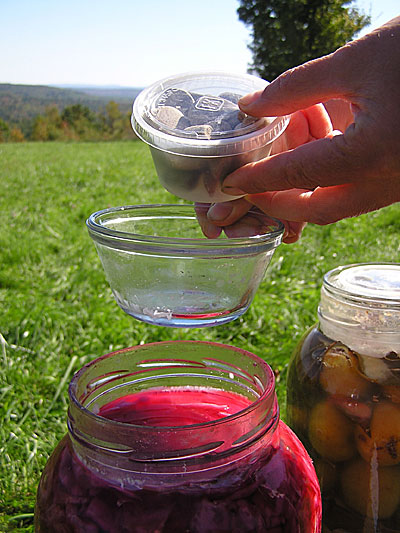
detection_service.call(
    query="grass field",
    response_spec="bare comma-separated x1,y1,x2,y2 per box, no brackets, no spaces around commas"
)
1,140,399,531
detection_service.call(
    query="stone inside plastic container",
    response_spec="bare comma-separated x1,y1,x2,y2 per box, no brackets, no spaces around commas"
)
148,86,265,140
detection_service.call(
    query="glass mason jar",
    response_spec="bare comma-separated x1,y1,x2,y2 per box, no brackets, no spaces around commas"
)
287,263,400,533
35,340,321,533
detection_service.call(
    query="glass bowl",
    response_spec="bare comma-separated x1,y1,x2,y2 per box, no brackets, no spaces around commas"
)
131,71,289,203
86,204,284,327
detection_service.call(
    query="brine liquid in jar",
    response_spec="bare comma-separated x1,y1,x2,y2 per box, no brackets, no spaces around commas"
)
287,263,400,533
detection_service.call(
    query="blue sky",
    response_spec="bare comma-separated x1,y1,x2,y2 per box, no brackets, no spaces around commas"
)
1,0,398,88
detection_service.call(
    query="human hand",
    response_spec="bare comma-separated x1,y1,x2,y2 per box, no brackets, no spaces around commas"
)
200,103,335,242
207,16,400,241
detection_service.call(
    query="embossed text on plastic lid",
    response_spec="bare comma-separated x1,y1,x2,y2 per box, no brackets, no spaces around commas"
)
131,71,289,157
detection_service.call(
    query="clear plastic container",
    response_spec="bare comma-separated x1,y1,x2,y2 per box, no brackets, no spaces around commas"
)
35,341,321,532
286,263,400,532
86,204,284,327
131,71,289,203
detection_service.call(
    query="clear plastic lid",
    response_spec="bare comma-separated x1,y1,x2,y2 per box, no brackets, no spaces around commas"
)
131,71,289,157
318,263,400,358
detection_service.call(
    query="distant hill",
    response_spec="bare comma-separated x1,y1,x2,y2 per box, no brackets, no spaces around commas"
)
0,83,142,133
53,85,143,104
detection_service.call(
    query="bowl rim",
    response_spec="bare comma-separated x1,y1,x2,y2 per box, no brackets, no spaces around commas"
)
86,204,284,253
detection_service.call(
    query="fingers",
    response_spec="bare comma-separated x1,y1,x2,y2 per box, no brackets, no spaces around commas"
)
226,22,398,195
222,102,350,195
281,221,307,244
196,199,266,239
221,127,380,194
273,105,332,155
302,104,333,140
216,17,400,239
245,178,400,226
223,213,278,238
205,198,306,243
206,198,262,238
239,53,346,118
207,198,252,226
194,203,222,239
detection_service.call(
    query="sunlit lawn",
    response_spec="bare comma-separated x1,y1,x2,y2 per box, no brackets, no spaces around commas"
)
1,140,399,531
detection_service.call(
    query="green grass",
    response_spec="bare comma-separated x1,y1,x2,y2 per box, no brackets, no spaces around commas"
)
0,141,399,531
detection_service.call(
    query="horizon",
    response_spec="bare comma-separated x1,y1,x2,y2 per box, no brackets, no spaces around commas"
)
0,82,145,90
52,83,145,89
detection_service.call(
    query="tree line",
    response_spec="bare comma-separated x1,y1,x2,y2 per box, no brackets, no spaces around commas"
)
0,101,136,143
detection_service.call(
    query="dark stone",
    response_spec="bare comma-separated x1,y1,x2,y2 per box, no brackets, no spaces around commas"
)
176,116,191,130
218,92,241,104
153,88,259,137
155,88,195,113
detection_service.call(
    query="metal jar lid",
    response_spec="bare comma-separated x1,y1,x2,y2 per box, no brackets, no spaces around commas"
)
318,263,400,358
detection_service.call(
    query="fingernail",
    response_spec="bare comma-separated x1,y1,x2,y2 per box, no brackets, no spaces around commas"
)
207,203,233,222
221,185,246,196
238,90,262,108
203,221,223,239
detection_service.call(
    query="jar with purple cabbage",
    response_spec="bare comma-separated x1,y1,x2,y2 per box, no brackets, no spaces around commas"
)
35,340,321,532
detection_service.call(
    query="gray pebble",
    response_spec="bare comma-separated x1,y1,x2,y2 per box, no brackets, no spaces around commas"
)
218,92,241,104
187,107,216,126
155,88,195,113
236,115,258,127
176,116,191,130
152,87,262,137
208,118,233,133
222,109,246,129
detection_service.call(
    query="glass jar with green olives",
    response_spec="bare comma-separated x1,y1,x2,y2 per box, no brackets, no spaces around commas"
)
287,263,400,533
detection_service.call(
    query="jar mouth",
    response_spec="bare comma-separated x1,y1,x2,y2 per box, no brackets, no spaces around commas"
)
67,341,278,468
320,262,400,358
323,262,400,307
86,204,284,254
69,341,275,431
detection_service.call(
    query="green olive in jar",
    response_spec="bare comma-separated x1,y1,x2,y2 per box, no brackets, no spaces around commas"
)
286,403,309,435
383,384,400,403
308,400,356,462
319,344,372,400
313,458,337,493
355,401,400,466
341,457,400,519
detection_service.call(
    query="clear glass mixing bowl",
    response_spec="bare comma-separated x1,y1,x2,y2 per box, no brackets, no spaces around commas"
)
87,204,284,327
